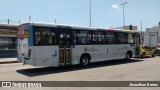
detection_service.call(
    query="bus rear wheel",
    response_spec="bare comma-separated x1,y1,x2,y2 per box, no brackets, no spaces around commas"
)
125,52,131,61
80,56,90,66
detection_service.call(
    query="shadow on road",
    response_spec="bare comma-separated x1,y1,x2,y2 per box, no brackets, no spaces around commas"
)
16,59,143,77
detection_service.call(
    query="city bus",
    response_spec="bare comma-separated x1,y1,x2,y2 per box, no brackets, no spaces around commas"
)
17,22,140,67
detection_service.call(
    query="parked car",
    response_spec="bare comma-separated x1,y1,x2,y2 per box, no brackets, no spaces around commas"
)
154,44,160,55
140,45,155,58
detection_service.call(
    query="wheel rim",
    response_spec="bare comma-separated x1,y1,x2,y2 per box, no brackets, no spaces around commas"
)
126,54,130,60
82,57,89,65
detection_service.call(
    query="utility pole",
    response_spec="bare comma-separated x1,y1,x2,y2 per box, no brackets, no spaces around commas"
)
158,22,160,44
89,0,92,27
7,18,9,24
157,31,159,45
54,19,56,24
141,21,143,44
149,32,151,48
120,2,128,29
29,16,31,22
19,20,21,25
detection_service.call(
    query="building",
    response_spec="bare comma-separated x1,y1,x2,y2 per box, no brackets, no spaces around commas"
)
143,26,160,47
116,25,138,30
0,24,18,57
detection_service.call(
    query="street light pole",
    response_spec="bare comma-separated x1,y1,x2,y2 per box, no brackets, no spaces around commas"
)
141,21,143,44
89,0,92,27
29,16,31,22
54,19,56,24
120,2,128,29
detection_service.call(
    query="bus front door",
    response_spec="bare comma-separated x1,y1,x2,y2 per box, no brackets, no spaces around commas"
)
135,33,140,57
59,30,72,66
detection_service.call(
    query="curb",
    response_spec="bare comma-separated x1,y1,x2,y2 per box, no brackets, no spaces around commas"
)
0,61,19,64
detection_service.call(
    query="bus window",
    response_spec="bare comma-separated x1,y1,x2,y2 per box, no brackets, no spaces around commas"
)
18,25,29,38
42,31,50,44
73,31,77,45
117,33,127,44
77,32,81,44
77,31,91,45
34,27,56,46
93,32,98,44
51,32,56,44
106,32,116,44
127,33,134,44
35,32,41,45
97,32,105,44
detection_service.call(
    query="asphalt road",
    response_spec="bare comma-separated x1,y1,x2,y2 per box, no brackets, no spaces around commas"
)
0,57,160,90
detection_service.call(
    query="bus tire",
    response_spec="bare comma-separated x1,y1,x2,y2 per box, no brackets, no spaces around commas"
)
125,52,131,61
80,55,90,66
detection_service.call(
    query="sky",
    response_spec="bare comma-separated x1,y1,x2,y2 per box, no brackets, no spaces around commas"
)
0,0,160,31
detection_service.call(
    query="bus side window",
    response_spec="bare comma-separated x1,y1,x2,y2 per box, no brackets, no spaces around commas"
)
93,32,98,44
77,32,82,44
77,31,91,45
81,32,86,44
127,33,134,44
51,29,56,45
97,32,105,44
66,34,71,48
106,32,115,44
42,31,49,44
35,32,41,45
59,33,64,48
34,27,55,46
101,33,105,44
73,31,77,45
117,33,127,44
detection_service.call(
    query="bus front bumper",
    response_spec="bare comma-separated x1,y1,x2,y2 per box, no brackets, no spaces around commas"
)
17,57,34,65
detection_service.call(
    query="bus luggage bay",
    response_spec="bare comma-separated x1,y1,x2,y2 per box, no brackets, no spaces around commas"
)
17,22,140,67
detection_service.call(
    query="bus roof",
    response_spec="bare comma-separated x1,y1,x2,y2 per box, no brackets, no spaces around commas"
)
21,22,138,33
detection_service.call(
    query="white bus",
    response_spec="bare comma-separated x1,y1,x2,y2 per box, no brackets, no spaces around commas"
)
17,22,140,67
